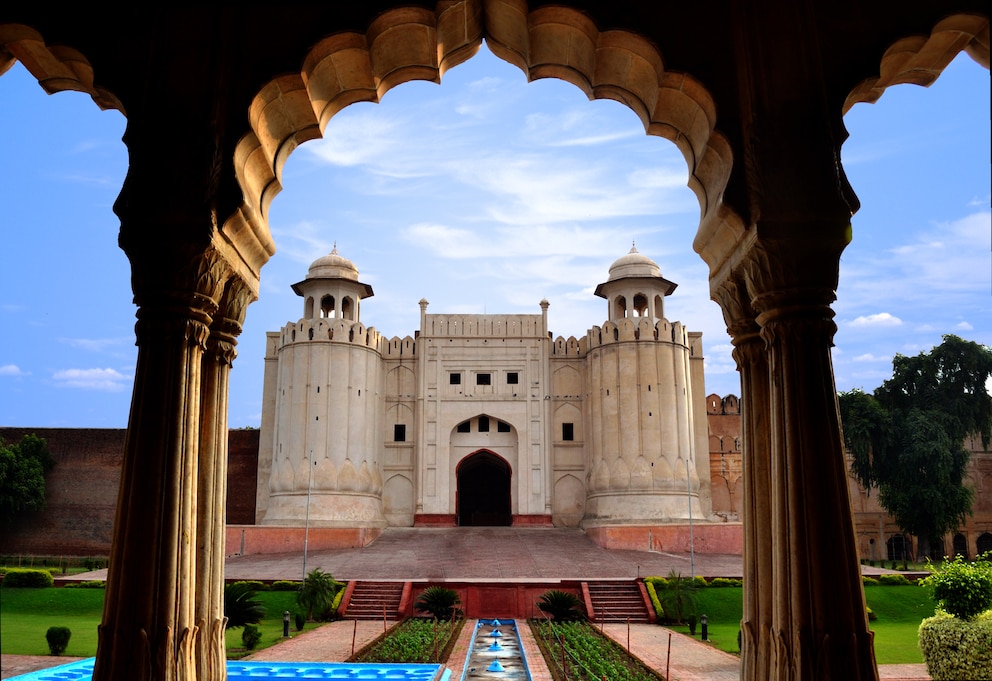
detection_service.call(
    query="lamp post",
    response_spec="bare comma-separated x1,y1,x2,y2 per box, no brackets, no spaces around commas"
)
686,456,695,579
302,452,315,581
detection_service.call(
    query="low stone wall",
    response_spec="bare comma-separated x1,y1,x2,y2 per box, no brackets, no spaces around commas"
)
583,522,744,555
225,525,384,556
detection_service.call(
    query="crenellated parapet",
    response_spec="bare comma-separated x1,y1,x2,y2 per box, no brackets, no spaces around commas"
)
422,313,545,338
551,335,584,357
381,335,417,357
279,317,383,350
582,318,691,350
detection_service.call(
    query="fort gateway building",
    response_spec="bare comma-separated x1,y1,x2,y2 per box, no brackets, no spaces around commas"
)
254,246,720,549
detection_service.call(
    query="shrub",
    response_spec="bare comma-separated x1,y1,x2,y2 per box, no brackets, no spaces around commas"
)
708,577,742,588
692,576,708,588
415,586,461,620
241,624,262,651
644,579,663,620
2,568,54,588
224,581,265,629
294,611,306,632
297,568,340,621
919,610,992,680
645,576,668,589
537,590,585,621
231,580,269,592
45,626,71,655
866,606,877,621
656,570,698,624
271,580,300,592
878,573,912,586
687,613,698,635
64,580,106,589
920,554,992,620
326,584,346,620
862,576,879,586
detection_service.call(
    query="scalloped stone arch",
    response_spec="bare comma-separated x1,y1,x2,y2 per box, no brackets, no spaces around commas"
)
236,0,734,254
844,13,990,112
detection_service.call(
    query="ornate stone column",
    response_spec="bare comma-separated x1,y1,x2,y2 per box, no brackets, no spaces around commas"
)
713,232,878,681
749,238,876,680
94,102,269,680
95,245,227,681
195,277,253,681
716,277,772,681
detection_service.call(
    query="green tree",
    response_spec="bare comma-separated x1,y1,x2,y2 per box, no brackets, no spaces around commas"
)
296,568,339,621
839,335,992,559
224,581,266,629
657,570,698,624
0,434,54,527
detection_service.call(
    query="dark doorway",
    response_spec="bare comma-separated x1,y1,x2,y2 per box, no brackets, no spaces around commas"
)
457,451,511,526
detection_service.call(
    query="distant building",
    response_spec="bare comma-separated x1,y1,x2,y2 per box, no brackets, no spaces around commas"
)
702,396,992,561
253,246,726,550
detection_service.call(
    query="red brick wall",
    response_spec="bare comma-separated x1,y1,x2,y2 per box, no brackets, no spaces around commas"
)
0,427,259,556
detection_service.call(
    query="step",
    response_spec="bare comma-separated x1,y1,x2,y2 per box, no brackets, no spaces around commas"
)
584,580,652,623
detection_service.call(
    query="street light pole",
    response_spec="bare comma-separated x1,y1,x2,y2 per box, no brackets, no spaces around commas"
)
303,451,315,581
686,456,695,579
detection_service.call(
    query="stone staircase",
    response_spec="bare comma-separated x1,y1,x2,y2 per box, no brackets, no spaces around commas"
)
583,580,653,623
341,580,408,620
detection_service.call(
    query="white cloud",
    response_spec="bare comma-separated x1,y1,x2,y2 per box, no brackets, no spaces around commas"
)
853,353,886,362
52,368,130,391
0,364,27,376
848,313,903,328
955,321,974,331
304,114,403,167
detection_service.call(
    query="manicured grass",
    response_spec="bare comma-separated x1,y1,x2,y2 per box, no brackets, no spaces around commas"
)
660,584,935,664
225,591,323,658
864,584,936,664
1,588,321,658
0,587,104,656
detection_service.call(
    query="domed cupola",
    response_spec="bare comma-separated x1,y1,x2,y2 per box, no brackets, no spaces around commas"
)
594,245,677,322
291,245,374,322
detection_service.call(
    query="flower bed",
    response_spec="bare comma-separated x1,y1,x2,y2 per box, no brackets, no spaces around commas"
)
531,619,663,681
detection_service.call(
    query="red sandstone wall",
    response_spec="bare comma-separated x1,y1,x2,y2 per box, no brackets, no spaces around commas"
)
0,427,259,556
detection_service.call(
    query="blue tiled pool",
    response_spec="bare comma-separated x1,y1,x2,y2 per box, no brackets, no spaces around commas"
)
8,659,451,680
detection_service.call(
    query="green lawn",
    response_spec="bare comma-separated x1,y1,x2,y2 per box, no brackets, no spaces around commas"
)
0,588,320,658
661,584,935,664
2,584,937,664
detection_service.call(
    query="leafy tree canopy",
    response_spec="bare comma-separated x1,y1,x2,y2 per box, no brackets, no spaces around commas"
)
0,434,54,527
839,335,992,557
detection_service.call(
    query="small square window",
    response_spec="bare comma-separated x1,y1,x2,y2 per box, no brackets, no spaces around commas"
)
394,424,406,442
457,421,471,433
562,423,574,441
449,372,462,385
507,372,519,384
497,421,511,433
476,373,491,385
478,416,490,432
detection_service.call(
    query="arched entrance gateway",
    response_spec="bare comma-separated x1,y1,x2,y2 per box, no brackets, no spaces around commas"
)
0,4,987,681
457,451,512,526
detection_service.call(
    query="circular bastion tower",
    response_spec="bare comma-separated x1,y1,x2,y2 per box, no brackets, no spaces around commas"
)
581,246,709,537
257,247,386,533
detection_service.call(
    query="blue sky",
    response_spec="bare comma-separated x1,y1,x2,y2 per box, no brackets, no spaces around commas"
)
1,44,989,428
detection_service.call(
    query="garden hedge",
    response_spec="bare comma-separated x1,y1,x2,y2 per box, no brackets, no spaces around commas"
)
919,610,992,680
2,568,55,588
